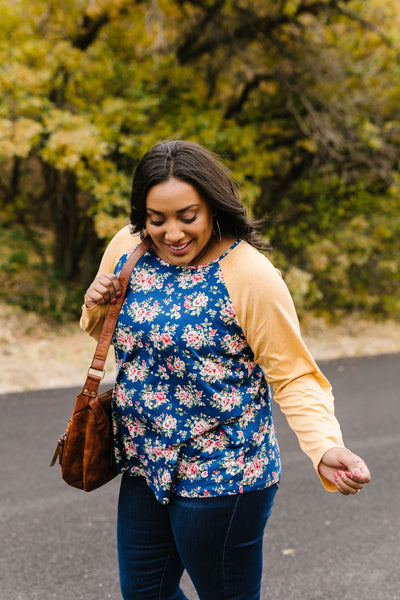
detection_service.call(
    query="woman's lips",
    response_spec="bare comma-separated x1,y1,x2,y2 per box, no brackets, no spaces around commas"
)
166,241,192,255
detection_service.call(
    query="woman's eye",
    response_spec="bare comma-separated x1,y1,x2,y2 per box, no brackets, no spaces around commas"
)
150,220,164,226
181,215,197,224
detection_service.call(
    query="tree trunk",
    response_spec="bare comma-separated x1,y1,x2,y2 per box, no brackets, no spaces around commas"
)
48,168,102,285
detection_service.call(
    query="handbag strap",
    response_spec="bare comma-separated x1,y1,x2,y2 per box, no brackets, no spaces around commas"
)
82,236,152,396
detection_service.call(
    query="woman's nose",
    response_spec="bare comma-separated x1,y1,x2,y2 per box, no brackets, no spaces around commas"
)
164,221,185,242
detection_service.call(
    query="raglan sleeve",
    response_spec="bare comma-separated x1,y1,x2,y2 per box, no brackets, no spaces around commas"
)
220,243,344,492
80,226,139,340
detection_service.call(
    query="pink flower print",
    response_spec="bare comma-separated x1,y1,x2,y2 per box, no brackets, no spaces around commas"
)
171,357,185,376
225,458,239,475
224,303,236,318
219,395,236,412
127,362,148,382
240,404,256,426
214,437,226,450
115,387,127,405
163,415,177,432
191,272,204,283
179,389,190,403
135,306,148,322
160,332,172,345
189,463,199,476
134,270,158,290
202,437,218,454
117,330,129,345
154,391,167,405
144,274,156,289
126,419,146,437
244,463,255,479
184,328,202,348
170,304,181,318
161,470,172,484
192,293,207,307
244,457,264,481
223,334,246,354
254,458,263,470
126,441,137,458
177,460,190,476
184,299,191,310
143,391,154,405
154,445,163,457
147,301,160,319
202,360,225,380
134,271,147,286
192,419,209,436
162,447,176,461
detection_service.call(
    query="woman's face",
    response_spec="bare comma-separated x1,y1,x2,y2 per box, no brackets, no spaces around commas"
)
145,178,215,266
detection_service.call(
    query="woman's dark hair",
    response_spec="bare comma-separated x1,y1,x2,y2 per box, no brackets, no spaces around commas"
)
130,140,268,250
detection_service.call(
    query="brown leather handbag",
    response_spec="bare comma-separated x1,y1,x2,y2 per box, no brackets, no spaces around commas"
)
50,237,152,492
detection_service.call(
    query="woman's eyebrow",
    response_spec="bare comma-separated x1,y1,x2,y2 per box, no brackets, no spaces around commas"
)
146,204,200,216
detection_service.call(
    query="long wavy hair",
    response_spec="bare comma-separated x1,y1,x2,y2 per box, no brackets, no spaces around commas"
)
129,140,268,250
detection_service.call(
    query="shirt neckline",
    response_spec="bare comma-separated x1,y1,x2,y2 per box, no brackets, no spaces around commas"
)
147,239,241,270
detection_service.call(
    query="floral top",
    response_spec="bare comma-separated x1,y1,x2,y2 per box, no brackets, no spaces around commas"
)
112,243,281,504
81,227,344,499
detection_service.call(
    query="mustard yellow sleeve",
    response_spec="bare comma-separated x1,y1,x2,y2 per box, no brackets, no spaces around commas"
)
80,226,141,340
220,241,344,492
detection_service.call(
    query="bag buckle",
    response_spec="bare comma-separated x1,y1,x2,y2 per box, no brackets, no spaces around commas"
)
87,366,106,380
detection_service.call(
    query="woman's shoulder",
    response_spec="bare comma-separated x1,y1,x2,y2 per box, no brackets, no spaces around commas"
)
222,240,280,278
98,226,142,274
109,225,141,251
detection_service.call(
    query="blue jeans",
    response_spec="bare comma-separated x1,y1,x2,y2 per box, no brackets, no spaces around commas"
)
117,474,278,600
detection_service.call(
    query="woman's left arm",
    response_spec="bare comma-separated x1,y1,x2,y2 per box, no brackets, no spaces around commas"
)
318,447,371,495
221,243,371,493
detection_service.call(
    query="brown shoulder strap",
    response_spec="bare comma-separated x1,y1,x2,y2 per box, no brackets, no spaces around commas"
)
84,236,152,389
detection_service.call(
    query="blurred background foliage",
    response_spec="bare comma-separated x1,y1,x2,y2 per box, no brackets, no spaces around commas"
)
1,0,400,321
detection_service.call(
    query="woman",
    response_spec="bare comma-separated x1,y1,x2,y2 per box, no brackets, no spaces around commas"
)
81,140,370,600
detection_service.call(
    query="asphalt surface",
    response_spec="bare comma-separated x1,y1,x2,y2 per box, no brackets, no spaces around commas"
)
1,353,399,600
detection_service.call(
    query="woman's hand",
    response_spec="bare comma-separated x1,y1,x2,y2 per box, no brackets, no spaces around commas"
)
318,447,371,495
85,274,122,308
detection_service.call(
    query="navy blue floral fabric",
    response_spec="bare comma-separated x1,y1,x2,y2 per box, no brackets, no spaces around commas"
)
112,244,281,504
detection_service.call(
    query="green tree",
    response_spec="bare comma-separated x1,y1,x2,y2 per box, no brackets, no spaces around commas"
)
1,0,399,318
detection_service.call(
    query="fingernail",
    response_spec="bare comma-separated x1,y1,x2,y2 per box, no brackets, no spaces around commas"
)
345,471,352,479
334,472,339,480
116,291,122,298
353,469,361,478
111,298,117,305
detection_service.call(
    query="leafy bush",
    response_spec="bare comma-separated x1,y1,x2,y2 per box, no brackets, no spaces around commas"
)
267,184,400,319
0,219,85,321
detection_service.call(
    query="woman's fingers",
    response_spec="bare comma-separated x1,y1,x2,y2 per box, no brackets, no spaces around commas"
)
318,447,371,495
85,274,122,307
333,470,364,495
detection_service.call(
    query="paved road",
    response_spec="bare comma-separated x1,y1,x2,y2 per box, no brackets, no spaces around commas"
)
1,353,399,600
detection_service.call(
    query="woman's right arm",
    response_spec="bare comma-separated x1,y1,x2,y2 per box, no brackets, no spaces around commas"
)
85,273,122,308
80,226,140,339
